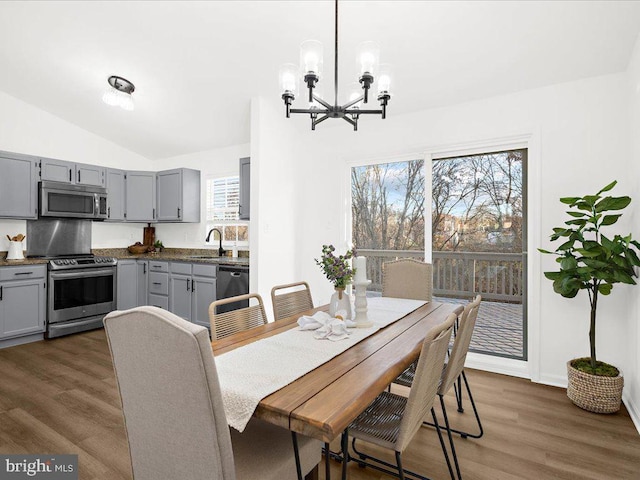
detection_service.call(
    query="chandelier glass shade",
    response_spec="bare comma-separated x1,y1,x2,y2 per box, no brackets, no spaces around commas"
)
279,0,391,130
102,76,135,111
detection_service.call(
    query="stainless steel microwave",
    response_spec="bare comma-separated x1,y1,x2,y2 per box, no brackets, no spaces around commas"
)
39,181,108,220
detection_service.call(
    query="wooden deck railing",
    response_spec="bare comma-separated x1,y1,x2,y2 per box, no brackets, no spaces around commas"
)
357,249,523,303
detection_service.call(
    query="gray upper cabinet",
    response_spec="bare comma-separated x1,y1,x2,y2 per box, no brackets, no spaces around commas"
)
239,157,250,220
0,151,38,219
40,158,105,186
106,169,126,221
156,168,201,222
76,163,105,186
125,171,156,222
40,158,74,183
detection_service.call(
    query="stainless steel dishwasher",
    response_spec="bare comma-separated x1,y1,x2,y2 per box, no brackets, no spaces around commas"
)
216,265,250,313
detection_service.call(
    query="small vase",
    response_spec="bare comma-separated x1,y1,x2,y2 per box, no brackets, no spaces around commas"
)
329,287,352,320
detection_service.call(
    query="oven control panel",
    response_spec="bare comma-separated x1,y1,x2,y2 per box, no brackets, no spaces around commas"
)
48,256,118,270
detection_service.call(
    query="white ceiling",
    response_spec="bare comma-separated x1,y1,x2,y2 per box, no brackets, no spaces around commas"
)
1,1,639,160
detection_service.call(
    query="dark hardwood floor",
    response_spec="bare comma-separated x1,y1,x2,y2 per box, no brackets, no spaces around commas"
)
0,329,638,480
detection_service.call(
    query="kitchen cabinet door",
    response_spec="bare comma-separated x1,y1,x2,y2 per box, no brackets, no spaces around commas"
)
137,261,148,306
0,151,38,219
106,169,126,221
125,171,156,222
239,157,250,220
41,158,74,183
0,278,46,339
156,168,201,222
191,275,216,328
117,260,138,310
169,274,192,321
76,163,105,187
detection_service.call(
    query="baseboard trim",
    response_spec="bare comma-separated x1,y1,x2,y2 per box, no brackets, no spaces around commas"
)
465,352,529,379
623,392,640,435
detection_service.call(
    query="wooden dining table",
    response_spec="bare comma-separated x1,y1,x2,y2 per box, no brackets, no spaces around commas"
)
211,300,463,446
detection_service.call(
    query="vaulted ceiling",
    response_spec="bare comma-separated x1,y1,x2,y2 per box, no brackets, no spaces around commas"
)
1,1,639,160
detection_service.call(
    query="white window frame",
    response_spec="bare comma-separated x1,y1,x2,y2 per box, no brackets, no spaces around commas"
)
205,174,249,248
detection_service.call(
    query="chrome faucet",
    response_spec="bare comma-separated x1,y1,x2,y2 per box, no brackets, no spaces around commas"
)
205,228,226,257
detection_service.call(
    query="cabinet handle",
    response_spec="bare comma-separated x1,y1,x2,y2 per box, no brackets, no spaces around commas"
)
177,207,181,218
78,170,81,183
69,169,72,182
153,208,156,219
0,286,2,300
186,279,190,292
192,280,195,292
143,263,147,274
108,207,111,218
152,265,162,269
14,272,34,276
152,282,162,285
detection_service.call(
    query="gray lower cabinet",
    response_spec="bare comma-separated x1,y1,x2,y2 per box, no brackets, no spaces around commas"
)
169,262,216,326
0,151,38,219
137,261,148,306
125,171,156,222
117,260,138,310
156,168,201,222
0,265,46,339
239,157,250,220
106,169,126,221
148,261,169,309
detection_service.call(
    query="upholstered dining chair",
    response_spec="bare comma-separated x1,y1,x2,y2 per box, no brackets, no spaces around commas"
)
271,281,314,321
344,313,457,480
382,258,433,301
208,293,268,341
104,306,321,480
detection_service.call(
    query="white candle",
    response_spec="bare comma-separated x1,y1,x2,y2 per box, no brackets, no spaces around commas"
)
354,256,367,282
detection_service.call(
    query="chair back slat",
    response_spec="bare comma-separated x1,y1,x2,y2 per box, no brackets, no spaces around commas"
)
271,282,314,321
209,293,268,340
396,313,456,451
439,295,482,395
382,258,433,301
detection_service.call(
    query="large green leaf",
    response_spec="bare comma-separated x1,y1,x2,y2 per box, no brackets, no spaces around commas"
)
598,283,613,295
566,211,587,218
560,256,578,270
565,219,587,226
600,214,622,226
560,197,581,205
596,180,617,195
576,248,602,258
544,271,562,280
595,196,631,212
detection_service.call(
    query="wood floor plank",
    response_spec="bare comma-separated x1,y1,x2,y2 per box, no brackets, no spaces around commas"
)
0,331,638,480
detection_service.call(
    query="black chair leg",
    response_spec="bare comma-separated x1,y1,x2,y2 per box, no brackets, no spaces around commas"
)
325,442,331,480
455,375,464,412
291,432,304,480
431,407,455,480
439,395,462,480
395,451,406,480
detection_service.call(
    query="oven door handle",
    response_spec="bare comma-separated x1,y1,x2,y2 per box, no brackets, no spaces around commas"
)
49,268,116,280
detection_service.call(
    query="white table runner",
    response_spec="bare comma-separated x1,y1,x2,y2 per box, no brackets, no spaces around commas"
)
215,297,426,431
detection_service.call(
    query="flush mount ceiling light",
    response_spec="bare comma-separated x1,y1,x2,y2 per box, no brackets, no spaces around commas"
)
279,0,391,131
102,75,135,111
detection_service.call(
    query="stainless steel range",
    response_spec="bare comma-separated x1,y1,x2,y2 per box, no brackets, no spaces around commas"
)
47,256,117,338
27,218,118,338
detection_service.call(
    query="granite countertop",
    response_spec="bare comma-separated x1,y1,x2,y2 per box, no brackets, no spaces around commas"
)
0,248,249,267
93,248,250,267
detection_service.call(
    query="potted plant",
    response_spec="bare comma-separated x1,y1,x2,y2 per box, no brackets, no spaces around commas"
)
315,244,356,318
539,181,640,413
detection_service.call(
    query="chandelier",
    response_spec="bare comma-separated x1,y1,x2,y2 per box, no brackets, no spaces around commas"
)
279,0,391,131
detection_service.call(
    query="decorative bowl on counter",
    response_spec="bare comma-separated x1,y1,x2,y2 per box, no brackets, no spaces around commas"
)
127,243,149,254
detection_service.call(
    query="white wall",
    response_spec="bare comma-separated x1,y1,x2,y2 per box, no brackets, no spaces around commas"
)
0,90,153,250
265,71,635,395
625,33,640,430
151,143,250,249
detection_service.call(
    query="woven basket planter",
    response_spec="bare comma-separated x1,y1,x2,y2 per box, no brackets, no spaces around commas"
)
567,360,624,414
